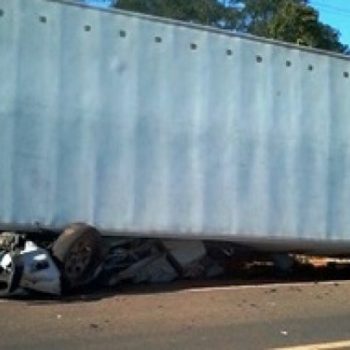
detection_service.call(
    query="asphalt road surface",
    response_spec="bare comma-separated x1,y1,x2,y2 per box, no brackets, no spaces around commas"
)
1,281,350,350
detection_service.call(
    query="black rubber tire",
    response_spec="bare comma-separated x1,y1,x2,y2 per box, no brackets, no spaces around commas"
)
52,223,104,289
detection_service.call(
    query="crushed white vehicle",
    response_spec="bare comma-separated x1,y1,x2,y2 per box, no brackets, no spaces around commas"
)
0,233,61,296
0,225,228,297
0,224,104,296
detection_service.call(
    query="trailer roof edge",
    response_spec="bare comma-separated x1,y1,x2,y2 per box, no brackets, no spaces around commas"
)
45,0,350,62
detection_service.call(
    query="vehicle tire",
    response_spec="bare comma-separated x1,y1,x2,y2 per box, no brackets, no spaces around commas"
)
52,223,105,289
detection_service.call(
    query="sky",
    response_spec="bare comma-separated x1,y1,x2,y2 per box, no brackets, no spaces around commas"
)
83,0,350,46
82,0,114,7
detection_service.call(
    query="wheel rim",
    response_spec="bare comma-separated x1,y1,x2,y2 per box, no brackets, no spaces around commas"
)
64,240,93,281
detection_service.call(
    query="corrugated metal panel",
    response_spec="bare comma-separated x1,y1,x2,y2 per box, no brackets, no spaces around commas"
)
1,0,350,248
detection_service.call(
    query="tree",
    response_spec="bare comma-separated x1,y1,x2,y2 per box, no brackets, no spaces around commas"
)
116,0,238,29
234,0,294,37
114,0,348,54
236,0,348,53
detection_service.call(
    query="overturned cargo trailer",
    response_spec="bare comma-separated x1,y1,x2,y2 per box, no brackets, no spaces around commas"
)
1,0,350,255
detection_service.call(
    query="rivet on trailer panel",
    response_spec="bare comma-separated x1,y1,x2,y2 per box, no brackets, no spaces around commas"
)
39,15,47,23
344,72,349,78
226,49,233,56
190,43,197,50
256,55,263,63
286,60,292,67
119,30,126,38
155,36,162,43
84,25,91,32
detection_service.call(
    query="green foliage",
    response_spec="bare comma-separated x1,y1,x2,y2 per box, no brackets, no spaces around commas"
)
114,0,348,54
235,0,297,36
117,0,238,29
237,0,348,53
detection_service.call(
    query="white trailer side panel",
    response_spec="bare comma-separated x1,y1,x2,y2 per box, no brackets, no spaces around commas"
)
1,0,350,252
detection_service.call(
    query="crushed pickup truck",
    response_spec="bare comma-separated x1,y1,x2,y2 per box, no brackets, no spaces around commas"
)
0,224,233,297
